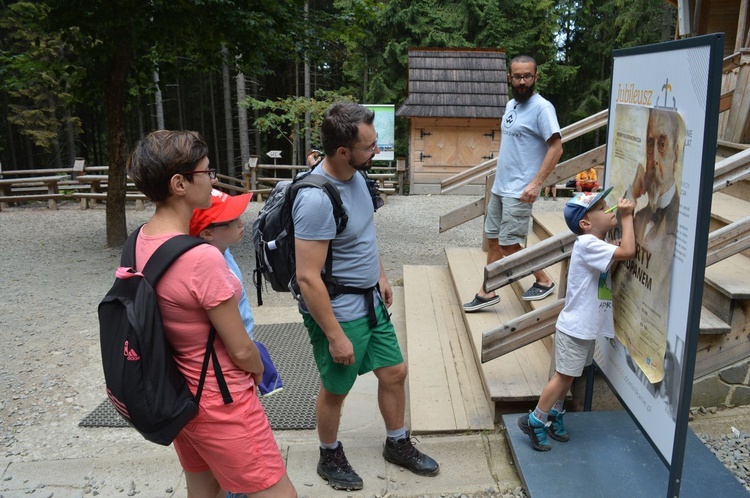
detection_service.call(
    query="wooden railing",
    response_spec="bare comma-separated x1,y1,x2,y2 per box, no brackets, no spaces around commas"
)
440,109,609,194
480,149,750,363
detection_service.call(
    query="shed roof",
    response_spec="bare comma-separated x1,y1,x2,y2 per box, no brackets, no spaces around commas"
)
396,48,508,119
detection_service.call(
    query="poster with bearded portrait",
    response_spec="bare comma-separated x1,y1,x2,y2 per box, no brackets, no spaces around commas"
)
608,104,685,384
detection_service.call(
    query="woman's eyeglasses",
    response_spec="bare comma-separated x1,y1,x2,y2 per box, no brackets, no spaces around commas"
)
182,168,217,179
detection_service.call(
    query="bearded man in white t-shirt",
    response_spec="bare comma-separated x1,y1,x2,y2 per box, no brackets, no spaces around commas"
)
464,54,564,311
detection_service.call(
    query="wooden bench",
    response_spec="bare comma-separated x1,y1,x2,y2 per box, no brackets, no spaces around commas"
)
0,168,75,178
71,192,148,211
0,193,64,209
0,175,70,210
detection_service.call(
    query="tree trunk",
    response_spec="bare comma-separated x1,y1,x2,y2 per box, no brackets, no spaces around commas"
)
2,91,17,167
222,47,234,177
253,79,261,156
304,0,311,154
154,69,165,130
176,77,185,130
209,73,221,171
236,72,249,177
65,110,76,166
25,135,34,169
104,44,132,247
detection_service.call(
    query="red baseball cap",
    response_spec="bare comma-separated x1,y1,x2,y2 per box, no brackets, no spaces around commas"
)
189,189,253,236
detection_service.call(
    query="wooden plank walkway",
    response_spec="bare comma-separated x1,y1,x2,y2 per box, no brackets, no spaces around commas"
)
446,247,552,403
404,265,494,433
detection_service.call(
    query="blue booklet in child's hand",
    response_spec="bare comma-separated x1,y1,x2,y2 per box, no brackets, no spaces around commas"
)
254,341,283,396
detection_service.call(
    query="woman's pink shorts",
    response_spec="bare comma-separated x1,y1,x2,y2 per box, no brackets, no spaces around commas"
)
173,387,286,493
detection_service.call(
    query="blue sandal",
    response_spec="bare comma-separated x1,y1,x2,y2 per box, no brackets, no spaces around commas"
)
462,293,501,312
522,282,555,301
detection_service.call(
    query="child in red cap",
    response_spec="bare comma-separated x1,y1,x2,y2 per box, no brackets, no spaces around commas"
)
191,189,283,396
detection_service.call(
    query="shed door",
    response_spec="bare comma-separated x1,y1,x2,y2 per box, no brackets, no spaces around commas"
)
422,125,498,167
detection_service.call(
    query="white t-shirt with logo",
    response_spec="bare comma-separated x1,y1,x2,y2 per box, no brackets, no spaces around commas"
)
556,234,617,340
491,93,560,198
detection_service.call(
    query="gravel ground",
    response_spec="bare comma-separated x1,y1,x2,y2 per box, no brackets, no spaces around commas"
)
1,193,749,494
0,193,494,462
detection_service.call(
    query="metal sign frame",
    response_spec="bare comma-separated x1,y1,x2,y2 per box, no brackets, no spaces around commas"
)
589,33,723,498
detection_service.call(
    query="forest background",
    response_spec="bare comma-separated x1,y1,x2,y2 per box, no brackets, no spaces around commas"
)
0,0,677,244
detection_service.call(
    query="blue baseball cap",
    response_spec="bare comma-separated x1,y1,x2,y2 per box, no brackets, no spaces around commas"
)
564,187,613,234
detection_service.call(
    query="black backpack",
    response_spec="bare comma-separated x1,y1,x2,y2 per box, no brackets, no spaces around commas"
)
252,172,348,305
98,225,232,446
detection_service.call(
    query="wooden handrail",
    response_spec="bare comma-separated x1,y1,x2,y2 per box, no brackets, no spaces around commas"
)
441,109,609,193
481,299,564,363
713,147,750,192
481,214,750,362
724,51,743,72
438,146,605,233
483,231,576,293
706,215,750,266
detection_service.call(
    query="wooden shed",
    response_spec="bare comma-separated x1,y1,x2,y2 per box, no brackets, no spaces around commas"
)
396,48,507,195
672,0,750,143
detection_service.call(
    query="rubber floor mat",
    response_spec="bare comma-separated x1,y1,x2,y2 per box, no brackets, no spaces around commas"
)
80,322,318,431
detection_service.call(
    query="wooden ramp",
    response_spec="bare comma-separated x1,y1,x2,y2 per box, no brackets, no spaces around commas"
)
404,265,494,433
445,247,553,403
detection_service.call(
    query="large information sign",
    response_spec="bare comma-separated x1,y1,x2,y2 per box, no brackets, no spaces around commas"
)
365,104,395,161
592,34,722,495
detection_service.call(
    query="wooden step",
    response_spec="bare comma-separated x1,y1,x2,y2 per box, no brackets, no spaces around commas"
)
698,306,732,334
704,253,750,300
446,247,552,403
711,191,750,226
533,210,569,238
403,265,494,433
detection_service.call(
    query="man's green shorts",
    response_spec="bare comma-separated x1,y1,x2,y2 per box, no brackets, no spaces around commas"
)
301,303,404,395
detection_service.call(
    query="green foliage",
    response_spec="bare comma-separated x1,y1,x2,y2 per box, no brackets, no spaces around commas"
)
548,0,676,159
0,0,681,178
0,2,83,151
245,89,356,147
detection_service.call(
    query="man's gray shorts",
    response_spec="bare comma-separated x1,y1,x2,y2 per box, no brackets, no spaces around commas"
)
484,193,533,246
554,331,595,377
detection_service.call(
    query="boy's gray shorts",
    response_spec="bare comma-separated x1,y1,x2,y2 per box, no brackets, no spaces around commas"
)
484,193,532,246
554,331,595,377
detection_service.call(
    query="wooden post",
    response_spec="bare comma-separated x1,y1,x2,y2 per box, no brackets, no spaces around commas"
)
396,157,406,195
245,155,259,192
723,50,750,143
736,0,749,53
73,157,87,179
482,172,495,253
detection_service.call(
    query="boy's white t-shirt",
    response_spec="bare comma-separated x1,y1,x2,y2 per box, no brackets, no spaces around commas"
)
556,234,617,340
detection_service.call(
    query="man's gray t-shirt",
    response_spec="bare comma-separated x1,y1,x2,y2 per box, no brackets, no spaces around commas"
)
292,168,381,322
491,93,560,198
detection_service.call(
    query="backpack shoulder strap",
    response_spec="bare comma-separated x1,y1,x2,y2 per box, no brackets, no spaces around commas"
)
142,235,208,287
135,232,231,405
292,173,348,234
120,224,144,268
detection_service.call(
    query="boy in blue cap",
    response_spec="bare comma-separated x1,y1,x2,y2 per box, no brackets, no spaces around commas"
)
518,187,635,451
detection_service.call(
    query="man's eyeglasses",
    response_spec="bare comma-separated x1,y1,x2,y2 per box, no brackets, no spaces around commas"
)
210,218,240,229
182,168,217,179
348,134,379,153
510,73,536,83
